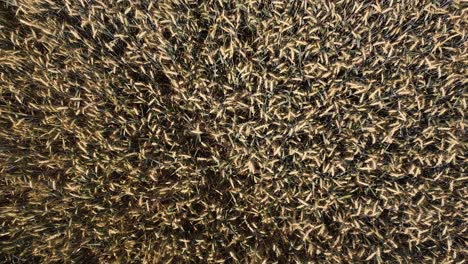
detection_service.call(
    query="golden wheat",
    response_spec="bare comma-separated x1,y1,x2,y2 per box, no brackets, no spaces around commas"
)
0,0,467,263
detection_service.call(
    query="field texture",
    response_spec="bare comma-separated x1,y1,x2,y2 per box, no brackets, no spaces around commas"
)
0,0,467,263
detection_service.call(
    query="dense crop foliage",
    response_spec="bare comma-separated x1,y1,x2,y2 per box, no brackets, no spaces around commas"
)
0,0,466,262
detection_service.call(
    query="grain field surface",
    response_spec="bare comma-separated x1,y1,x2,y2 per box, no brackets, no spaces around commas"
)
0,0,467,263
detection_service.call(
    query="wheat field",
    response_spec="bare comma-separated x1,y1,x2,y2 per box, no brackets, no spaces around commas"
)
0,0,467,263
